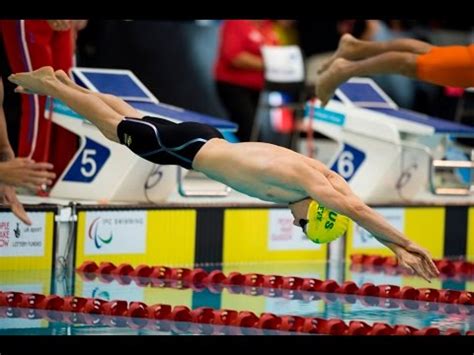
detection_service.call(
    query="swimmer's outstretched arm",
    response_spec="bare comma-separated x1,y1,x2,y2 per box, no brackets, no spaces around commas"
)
294,164,439,280
53,70,142,118
9,67,123,143
295,164,408,246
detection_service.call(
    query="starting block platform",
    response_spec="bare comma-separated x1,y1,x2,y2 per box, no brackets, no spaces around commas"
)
304,78,474,204
46,68,238,203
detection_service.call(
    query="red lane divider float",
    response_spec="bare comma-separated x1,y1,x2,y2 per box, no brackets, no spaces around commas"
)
0,290,470,336
351,254,474,279
76,261,474,307
78,263,474,317
0,306,276,335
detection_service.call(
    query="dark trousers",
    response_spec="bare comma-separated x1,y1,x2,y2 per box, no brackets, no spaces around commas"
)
216,81,260,142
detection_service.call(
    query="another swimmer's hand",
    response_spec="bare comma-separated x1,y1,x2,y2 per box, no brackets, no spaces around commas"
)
0,184,32,225
0,158,55,191
388,242,440,282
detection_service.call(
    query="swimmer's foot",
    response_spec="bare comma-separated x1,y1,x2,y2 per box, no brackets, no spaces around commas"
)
55,69,90,93
316,58,352,107
8,66,59,96
318,33,362,75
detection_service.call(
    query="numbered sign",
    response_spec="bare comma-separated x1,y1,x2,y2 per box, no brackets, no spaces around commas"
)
330,143,366,181
63,138,111,183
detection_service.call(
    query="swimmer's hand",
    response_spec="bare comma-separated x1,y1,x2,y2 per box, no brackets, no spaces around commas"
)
385,241,440,282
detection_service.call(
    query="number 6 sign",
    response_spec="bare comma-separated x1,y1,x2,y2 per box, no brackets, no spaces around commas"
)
330,143,366,182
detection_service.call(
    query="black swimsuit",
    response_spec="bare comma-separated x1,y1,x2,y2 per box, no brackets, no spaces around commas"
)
117,116,224,170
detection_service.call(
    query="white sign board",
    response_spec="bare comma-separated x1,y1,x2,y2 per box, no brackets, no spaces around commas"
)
84,210,147,255
352,208,405,249
268,209,320,251
262,45,305,83
0,212,47,257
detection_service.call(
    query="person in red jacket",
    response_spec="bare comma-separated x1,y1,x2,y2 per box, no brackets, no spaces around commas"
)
214,20,279,142
0,19,81,181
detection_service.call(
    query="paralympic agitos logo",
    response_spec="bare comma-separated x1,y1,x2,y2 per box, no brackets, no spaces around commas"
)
88,217,113,249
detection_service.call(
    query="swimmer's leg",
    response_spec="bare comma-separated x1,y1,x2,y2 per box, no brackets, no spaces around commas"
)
54,70,143,118
317,52,418,106
9,67,123,142
319,33,433,74
416,45,474,88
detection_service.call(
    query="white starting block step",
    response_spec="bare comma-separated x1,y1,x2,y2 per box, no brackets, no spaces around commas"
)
305,77,474,204
46,68,238,203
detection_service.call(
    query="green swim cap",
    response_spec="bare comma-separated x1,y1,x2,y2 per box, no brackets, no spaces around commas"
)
305,200,349,244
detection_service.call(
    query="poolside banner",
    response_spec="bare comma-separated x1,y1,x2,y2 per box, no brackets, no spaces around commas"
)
345,207,446,260
76,208,197,267
83,210,147,255
267,209,320,251
0,213,46,257
0,211,55,270
352,208,405,249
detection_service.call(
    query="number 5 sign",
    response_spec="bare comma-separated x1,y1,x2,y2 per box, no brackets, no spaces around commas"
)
330,143,366,182
63,138,111,183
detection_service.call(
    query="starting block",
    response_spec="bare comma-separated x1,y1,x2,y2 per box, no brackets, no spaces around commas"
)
304,78,474,203
47,68,237,203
